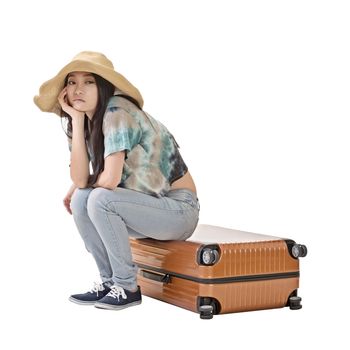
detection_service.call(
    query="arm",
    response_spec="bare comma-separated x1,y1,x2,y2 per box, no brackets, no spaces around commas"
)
70,118,90,188
58,87,90,188
91,151,125,190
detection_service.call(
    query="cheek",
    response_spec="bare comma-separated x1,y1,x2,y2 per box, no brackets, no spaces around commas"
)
91,89,99,106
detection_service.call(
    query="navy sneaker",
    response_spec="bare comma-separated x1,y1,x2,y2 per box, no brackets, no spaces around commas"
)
95,285,142,310
69,282,111,305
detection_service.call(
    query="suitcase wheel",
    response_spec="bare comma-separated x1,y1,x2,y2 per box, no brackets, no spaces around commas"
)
199,305,214,319
285,240,308,259
291,244,308,258
198,245,220,265
289,296,302,310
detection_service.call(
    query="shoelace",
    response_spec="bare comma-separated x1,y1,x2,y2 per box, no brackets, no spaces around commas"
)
107,286,127,301
89,282,105,297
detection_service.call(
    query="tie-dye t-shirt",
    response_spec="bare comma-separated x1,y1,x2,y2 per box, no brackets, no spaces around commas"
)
68,92,188,197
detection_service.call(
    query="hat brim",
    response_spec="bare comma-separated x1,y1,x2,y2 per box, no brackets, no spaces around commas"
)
34,60,143,115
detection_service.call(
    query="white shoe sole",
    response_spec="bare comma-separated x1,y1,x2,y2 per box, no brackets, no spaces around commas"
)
68,296,96,305
94,300,142,310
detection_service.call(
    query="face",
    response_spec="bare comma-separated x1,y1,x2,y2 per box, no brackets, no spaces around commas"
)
66,71,98,118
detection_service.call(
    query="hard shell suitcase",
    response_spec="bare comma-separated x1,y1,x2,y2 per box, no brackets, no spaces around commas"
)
130,224,307,319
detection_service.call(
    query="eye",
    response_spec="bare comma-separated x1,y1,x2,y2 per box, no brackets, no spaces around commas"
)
67,80,75,85
86,80,95,84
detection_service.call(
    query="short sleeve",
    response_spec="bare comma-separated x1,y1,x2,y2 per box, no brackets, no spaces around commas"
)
103,107,142,159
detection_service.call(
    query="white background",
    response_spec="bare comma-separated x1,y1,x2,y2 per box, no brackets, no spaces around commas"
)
0,0,349,348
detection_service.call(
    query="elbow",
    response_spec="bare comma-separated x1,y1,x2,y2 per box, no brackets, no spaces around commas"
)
77,183,89,189
70,168,89,189
75,181,88,189
71,177,89,189
104,182,120,191
104,178,120,191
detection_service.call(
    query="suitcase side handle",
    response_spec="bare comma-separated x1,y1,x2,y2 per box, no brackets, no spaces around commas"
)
140,269,171,284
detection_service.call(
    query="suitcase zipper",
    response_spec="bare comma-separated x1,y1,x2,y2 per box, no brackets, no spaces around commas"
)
137,263,299,284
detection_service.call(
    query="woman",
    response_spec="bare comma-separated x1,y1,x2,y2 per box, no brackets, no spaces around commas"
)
34,51,200,311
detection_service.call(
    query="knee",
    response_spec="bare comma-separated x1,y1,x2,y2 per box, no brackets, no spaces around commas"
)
86,187,111,218
70,188,93,216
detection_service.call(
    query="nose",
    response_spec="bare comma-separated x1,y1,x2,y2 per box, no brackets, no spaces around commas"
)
74,83,84,95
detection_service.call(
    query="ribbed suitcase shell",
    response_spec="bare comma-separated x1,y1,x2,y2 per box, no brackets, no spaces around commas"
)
130,224,301,316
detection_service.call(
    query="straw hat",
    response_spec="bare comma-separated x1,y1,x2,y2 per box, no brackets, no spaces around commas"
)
33,51,144,115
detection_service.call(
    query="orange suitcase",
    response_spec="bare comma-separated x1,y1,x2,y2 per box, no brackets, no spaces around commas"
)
130,224,307,319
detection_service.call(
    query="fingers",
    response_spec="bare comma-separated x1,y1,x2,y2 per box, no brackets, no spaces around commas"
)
58,86,67,97
58,87,74,113
63,198,72,215
58,89,67,109
57,89,84,118
65,204,72,215
58,87,67,103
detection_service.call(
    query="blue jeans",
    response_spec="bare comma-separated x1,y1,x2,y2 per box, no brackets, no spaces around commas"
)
70,187,200,291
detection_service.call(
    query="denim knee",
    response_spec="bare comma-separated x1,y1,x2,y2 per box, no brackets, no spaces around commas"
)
70,188,92,216
86,187,111,218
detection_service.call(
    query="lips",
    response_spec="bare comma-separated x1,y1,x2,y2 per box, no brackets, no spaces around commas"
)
73,99,85,102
